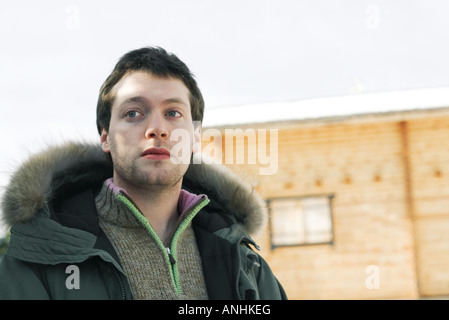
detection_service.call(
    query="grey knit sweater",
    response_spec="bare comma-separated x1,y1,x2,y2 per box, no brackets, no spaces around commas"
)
95,180,209,300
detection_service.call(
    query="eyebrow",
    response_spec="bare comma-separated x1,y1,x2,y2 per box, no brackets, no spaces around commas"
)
118,96,188,108
162,97,188,106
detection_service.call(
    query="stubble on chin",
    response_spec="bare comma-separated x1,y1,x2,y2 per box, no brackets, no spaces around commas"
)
107,134,191,192
112,153,189,191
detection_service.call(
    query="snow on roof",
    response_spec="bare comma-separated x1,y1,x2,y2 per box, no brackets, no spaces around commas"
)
202,86,449,128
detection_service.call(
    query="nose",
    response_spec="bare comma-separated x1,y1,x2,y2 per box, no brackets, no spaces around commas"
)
144,114,169,140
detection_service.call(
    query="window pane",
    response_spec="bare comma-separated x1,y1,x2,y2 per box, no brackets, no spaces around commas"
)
270,195,333,247
270,199,304,246
303,197,333,243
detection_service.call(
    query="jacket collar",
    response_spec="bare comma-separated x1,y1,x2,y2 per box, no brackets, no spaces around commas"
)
2,141,267,236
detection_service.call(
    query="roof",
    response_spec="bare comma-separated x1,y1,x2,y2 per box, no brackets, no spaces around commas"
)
202,86,449,129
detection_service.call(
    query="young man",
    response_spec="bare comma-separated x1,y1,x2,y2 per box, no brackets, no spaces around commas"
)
0,47,286,300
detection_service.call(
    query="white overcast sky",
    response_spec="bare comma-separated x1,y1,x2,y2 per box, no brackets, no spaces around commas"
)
1,0,449,235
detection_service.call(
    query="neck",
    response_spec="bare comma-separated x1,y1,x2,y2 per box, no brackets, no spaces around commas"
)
113,176,183,247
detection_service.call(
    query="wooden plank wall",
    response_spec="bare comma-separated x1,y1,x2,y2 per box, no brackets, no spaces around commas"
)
407,118,449,297
202,116,449,299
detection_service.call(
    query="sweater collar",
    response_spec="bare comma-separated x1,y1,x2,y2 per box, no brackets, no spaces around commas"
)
104,178,207,217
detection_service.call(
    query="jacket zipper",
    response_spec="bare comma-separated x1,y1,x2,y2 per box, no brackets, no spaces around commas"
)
117,192,209,295
234,236,261,300
112,266,127,300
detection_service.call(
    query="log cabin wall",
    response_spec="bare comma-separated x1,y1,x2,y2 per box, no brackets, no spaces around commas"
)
201,108,449,299
407,118,449,297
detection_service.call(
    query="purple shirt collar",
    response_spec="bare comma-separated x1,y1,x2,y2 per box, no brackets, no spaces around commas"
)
105,178,206,216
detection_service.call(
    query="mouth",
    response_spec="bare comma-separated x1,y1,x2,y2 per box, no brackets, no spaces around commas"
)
141,147,171,160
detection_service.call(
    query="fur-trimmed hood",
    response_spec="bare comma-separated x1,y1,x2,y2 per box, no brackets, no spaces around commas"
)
1,141,267,236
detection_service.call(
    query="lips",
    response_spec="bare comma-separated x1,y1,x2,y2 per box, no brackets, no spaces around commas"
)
141,147,171,160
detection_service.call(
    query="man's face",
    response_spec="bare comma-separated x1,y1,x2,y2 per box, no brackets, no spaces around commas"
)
101,71,200,191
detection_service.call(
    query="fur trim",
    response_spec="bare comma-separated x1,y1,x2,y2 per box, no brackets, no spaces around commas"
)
1,142,267,236
185,154,267,236
1,142,106,227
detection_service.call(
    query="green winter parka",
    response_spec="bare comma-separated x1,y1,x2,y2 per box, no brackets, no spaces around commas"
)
0,142,286,300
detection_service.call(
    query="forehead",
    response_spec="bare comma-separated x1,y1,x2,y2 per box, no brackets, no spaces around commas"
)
111,71,190,106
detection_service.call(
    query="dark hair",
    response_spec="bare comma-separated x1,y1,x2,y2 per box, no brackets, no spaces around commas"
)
96,46,205,135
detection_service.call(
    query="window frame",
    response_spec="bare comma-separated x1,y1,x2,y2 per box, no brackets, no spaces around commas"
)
267,194,335,249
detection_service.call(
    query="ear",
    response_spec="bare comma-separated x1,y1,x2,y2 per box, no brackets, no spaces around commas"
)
192,124,201,154
100,128,111,153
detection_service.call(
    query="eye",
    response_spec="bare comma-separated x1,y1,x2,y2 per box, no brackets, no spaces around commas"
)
166,110,182,118
126,110,143,118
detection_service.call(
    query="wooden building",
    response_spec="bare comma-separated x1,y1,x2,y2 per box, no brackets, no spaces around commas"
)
201,105,449,299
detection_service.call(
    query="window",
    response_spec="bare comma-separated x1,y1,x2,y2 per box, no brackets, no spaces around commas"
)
268,195,334,248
